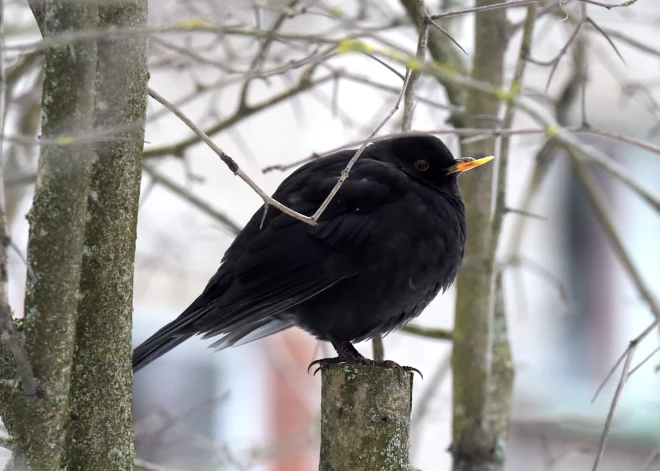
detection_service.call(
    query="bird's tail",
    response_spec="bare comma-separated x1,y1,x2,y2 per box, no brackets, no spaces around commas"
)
132,315,198,372
133,316,295,372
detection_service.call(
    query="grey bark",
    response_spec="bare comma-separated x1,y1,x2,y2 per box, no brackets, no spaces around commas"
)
319,364,413,471
400,0,468,126
6,0,99,468
66,1,148,470
450,1,511,470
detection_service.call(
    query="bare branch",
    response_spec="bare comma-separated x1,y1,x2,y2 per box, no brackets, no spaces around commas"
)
430,0,541,20
595,27,660,60
627,344,660,378
450,0,510,465
401,0,468,126
580,0,638,9
143,70,332,159
238,0,299,111
148,88,318,226
592,318,660,403
310,71,413,222
401,324,453,341
402,2,429,131
592,343,637,471
492,1,538,247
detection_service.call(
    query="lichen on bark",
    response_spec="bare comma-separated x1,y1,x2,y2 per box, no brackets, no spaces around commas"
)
320,364,413,471
450,1,511,469
65,1,148,470
6,0,100,468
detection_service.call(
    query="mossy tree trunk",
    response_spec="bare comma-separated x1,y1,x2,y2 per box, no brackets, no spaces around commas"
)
450,1,512,470
66,1,148,469
0,0,149,469
319,364,413,471
7,0,99,468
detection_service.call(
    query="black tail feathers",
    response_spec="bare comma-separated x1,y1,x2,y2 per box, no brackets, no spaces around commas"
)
132,334,193,372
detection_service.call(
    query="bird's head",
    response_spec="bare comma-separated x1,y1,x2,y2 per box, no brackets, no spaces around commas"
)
369,134,493,192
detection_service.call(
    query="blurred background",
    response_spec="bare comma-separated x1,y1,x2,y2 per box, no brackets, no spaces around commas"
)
2,0,660,469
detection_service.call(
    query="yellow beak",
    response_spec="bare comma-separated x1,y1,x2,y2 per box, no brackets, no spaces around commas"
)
446,156,494,175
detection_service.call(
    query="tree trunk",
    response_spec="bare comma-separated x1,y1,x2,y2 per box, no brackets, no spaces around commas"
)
451,0,510,469
66,1,148,469
7,0,99,468
319,364,413,471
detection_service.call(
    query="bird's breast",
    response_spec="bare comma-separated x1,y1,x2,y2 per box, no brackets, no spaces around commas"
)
357,187,465,306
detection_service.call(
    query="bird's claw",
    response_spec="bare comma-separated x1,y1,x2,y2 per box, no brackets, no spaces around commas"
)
307,357,422,378
307,357,343,376
373,360,423,379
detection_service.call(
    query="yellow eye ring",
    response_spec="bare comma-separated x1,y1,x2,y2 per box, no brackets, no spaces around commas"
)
415,160,430,171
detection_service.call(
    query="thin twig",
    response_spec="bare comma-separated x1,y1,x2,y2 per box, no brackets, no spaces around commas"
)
580,0,638,9
526,15,585,92
402,2,429,131
310,70,413,222
338,70,459,111
238,0,299,110
264,123,660,175
263,128,542,173
592,342,637,471
143,70,332,159
592,318,660,403
401,324,452,341
492,1,538,246
428,18,467,56
626,344,660,378
502,33,587,268
148,88,317,226
585,17,625,65
596,27,660,60
430,0,541,20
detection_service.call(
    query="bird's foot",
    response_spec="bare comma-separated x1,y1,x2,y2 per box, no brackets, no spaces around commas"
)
307,356,344,375
369,359,423,379
308,357,422,378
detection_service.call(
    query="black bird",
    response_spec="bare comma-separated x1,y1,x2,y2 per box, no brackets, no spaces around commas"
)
133,135,492,372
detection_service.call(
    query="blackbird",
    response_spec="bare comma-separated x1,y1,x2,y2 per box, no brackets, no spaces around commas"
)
133,135,492,372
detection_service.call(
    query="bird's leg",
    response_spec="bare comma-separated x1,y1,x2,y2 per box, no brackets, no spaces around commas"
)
308,338,421,377
307,338,364,374
333,339,422,377
332,339,366,363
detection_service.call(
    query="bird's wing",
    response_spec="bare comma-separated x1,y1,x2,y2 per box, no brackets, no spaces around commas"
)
190,156,406,338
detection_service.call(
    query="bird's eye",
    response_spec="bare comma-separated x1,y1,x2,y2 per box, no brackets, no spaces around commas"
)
415,160,430,171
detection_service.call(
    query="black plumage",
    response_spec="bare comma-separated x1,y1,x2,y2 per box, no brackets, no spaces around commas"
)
133,135,492,371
